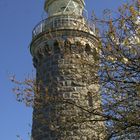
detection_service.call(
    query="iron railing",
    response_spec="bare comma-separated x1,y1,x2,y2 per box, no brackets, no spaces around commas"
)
32,15,95,38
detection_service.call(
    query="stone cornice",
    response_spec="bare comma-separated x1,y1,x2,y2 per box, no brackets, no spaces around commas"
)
30,29,99,56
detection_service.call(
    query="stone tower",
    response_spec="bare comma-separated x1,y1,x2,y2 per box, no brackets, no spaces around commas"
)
30,0,105,139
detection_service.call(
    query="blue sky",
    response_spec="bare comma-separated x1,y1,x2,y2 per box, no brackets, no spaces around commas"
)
0,0,128,140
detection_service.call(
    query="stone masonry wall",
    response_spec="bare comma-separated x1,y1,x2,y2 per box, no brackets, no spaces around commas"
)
31,31,105,140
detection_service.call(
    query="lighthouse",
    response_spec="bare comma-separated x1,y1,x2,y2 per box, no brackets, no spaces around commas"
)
30,0,105,139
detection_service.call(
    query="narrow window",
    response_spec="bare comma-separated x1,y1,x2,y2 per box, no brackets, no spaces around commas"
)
87,92,93,107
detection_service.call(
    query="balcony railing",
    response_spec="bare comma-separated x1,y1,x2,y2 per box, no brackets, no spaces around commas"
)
32,15,95,38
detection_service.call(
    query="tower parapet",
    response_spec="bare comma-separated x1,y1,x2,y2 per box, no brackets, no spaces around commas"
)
31,0,95,42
